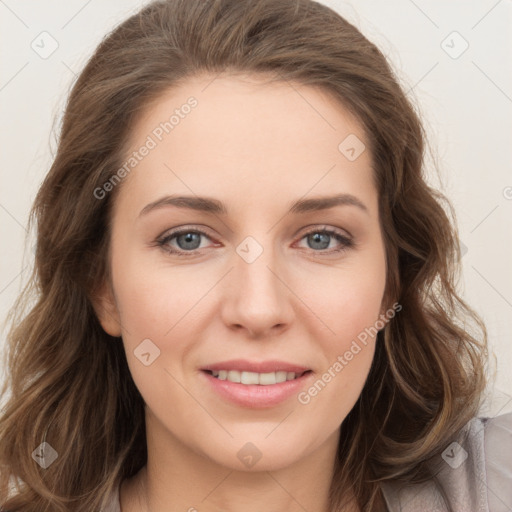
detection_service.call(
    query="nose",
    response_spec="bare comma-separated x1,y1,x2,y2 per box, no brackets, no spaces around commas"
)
220,237,294,339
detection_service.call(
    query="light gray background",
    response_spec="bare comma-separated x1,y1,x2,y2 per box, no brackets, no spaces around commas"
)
1,0,511,415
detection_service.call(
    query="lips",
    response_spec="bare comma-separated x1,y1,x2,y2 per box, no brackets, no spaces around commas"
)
200,359,313,407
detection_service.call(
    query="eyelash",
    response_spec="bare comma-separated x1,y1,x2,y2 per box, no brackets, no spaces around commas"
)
155,225,354,257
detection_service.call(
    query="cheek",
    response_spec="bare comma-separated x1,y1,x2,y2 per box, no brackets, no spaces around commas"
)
297,278,382,420
113,267,197,410
110,254,213,399
110,241,199,335
302,261,386,343
296,255,385,404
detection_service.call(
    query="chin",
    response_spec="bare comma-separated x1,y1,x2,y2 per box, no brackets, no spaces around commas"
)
202,437,313,473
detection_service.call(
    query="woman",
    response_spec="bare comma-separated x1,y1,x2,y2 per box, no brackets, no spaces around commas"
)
0,0,510,511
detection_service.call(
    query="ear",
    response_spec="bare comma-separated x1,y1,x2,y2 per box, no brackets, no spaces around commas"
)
90,280,123,338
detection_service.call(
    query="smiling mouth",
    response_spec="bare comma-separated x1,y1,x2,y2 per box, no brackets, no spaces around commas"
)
203,369,312,385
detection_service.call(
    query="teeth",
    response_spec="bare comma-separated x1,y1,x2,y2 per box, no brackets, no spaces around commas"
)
258,372,276,385
276,371,287,383
241,371,260,385
210,370,303,385
227,370,241,383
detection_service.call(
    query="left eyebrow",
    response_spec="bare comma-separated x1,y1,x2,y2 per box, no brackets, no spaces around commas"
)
288,194,369,215
138,193,369,218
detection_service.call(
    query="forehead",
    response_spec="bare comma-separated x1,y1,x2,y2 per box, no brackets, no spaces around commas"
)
113,73,377,220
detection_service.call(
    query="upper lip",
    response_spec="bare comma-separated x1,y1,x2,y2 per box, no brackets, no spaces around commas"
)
201,359,311,374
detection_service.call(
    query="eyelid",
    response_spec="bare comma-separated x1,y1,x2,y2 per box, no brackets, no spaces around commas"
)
296,223,353,240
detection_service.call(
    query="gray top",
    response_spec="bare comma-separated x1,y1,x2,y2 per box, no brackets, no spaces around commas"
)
103,412,512,512
380,412,512,511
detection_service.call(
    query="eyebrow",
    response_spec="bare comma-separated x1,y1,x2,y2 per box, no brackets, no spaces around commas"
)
138,193,369,218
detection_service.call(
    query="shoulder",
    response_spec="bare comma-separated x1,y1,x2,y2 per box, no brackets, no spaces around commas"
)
380,412,512,512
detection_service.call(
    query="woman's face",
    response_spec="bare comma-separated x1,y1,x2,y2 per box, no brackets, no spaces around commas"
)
96,73,387,472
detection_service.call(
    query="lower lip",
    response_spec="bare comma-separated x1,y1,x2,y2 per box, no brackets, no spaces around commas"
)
201,370,314,408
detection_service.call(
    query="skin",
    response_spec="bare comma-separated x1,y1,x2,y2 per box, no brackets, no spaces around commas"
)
94,73,388,512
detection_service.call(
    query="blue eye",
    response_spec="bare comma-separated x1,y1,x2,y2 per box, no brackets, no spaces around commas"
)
298,229,353,253
168,231,203,251
156,226,353,257
156,226,215,256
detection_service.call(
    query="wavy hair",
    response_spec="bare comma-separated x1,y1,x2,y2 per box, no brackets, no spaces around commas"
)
0,0,488,510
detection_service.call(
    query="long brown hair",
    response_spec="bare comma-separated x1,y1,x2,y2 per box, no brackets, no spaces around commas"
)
0,0,488,510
